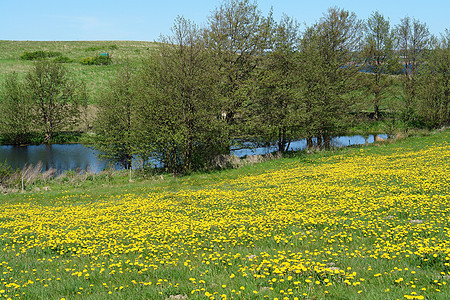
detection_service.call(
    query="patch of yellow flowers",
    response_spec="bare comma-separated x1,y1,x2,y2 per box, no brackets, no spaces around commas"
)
0,135,449,299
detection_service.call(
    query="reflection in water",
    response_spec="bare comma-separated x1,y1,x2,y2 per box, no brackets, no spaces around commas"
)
231,134,388,157
0,134,388,173
0,144,112,173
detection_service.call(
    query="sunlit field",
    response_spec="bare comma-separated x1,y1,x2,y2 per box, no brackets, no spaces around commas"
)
1,132,449,299
0,40,158,98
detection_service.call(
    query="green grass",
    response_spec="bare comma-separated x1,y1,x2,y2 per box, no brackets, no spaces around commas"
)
0,40,158,100
1,130,449,299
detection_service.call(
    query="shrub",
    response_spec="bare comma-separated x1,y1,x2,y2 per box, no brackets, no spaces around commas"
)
50,132,82,144
80,56,95,65
53,55,73,63
20,51,62,60
80,55,112,65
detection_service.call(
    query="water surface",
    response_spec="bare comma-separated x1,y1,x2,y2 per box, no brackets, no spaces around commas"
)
0,134,388,173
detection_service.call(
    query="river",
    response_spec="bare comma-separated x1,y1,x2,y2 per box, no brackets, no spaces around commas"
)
0,134,388,173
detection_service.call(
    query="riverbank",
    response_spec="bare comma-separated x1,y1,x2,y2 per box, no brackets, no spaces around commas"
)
1,128,444,194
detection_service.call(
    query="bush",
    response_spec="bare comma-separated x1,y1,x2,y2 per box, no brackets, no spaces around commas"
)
50,131,82,143
80,57,96,65
20,51,62,60
53,55,73,63
80,55,112,65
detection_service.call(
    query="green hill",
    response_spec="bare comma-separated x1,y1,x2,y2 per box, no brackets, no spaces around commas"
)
0,40,158,101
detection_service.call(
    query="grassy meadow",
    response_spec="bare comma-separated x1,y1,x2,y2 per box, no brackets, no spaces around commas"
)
0,131,449,299
0,40,158,100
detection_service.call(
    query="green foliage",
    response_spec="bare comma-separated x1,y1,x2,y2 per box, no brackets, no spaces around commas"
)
80,55,112,65
53,55,73,63
134,16,228,173
0,62,86,145
362,11,399,119
26,60,85,142
204,0,273,133
20,50,62,60
414,30,450,128
394,16,431,125
247,15,302,152
50,131,83,144
395,16,431,77
92,65,137,169
298,8,364,148
80,56,94,65
0,72,34,144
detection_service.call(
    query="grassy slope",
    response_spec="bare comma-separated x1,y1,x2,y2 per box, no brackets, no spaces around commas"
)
0,40,158,101
1,131,449,299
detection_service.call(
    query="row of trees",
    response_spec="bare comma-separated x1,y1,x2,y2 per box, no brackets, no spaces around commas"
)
1,0,449,174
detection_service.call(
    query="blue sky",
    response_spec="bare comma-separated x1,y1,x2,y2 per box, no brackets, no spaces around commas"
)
1,0,448,41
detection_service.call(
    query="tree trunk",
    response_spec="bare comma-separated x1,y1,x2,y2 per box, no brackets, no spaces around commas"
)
306,137,313,149
317,135,323,148
43,133,52,143
323,135,331,149
374,85,380,120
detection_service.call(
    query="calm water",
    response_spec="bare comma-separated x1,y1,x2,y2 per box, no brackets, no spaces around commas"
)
232,134,388,156
0,134,388,173
0,144,112,173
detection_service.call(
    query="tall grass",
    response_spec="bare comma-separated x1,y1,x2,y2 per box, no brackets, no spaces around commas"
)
0,161,110,193
0,151,285,193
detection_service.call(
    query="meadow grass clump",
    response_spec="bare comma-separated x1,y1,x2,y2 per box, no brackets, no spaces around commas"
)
20,50,62,60
0,130,448,299
53,55,73,63
80,55,112,66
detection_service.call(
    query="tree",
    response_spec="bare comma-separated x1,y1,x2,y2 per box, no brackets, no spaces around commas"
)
204,0,273,137
298,8,363,148
249,15,302,152
395,16,431,122
137,16,226,173
395,16,430,77
26,60,84,142
414,30,450,127
0,72,34,144
363,11,398,119
93,65,137,169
